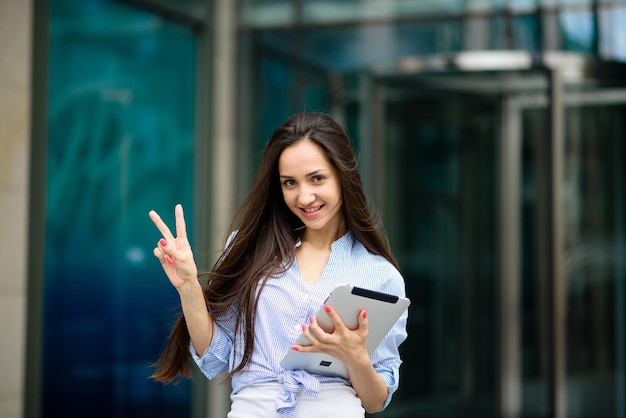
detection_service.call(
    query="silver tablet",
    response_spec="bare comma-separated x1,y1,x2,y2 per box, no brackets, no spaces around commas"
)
280,284,410,379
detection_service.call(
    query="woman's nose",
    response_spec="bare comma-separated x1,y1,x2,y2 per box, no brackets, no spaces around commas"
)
298,187,315,205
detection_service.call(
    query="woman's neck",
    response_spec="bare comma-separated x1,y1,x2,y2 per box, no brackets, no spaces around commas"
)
301,222,348,250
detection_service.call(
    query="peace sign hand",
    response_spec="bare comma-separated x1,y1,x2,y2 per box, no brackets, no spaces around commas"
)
149,204,198,290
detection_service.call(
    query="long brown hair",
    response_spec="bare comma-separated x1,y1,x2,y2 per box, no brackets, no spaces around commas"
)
151,112,398,383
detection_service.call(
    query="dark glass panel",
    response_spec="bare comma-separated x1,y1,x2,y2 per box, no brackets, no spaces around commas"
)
563,104,625,418
513,15,541,51
377,86,498,418
521,100,626,418
520,106,551,418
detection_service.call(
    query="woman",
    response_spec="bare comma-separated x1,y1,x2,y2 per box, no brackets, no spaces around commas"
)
149,112,408,417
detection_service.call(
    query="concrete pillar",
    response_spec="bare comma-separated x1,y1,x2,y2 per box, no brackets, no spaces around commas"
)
0,0,32,417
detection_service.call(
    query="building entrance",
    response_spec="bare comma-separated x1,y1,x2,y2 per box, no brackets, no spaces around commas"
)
358,54,626,418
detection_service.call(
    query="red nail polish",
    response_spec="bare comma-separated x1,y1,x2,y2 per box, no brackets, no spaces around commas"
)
160,238,167,247
324,306,331,313
309,316,315,324
302,324,306,331
292,345,299,351
362,311,367,319
166,256,174,265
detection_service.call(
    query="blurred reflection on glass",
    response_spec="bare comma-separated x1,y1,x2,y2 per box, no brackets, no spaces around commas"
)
44,0,195,417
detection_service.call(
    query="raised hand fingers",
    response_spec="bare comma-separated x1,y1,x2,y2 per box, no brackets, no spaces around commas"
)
149,210,175,241
153,245,173,265
174,204,188,241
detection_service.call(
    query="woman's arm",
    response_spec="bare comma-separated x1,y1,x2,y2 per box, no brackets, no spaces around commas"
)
344,348,389,413
150,204,214,355
177,281,214,356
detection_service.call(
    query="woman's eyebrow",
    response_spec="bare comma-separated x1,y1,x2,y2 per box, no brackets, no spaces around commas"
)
279,169,328,179
305,169,327,177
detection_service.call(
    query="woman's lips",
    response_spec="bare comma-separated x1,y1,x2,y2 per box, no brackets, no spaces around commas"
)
300,205,324,217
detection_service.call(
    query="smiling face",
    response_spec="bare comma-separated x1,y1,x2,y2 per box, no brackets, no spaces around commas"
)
278,139,344,234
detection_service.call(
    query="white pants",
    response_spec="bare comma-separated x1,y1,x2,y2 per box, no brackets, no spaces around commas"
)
228,382,365,418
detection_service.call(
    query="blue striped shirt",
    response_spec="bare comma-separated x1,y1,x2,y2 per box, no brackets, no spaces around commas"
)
190,231,408,417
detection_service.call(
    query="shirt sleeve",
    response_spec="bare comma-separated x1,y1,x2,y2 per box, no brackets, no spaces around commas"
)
370,266,409,411
189,321,234,380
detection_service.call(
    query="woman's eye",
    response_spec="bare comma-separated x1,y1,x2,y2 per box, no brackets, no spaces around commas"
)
283,179,295,187
312,175,324,182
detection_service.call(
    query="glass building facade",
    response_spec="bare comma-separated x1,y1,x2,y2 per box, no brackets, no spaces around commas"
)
25,0,626,417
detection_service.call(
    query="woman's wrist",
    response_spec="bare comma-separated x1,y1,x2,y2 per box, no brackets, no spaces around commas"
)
343,350,372,372
176,278,203,298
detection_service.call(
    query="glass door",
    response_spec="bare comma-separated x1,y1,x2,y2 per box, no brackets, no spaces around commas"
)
369,75,502,418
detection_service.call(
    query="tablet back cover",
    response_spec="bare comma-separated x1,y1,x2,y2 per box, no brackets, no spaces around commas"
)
280,284,410,378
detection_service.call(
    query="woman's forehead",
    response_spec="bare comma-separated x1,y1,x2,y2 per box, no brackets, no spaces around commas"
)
278,141,332,174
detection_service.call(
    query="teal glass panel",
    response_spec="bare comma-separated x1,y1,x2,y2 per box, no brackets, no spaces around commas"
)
601,6,626,62
513,15,540,51
301,0,465,24
490,16,508,49
299,0,521,24
44,1,195,417
511,0,538,8
560,10,595,52
238,0,294,27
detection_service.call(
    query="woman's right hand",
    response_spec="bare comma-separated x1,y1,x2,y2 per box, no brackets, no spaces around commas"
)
149,204,198,290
